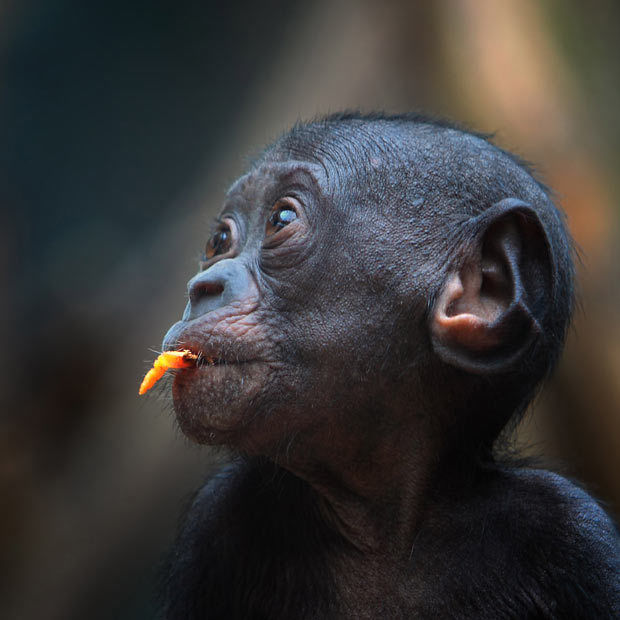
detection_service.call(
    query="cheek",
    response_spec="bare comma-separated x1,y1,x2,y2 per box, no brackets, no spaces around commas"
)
292,311,383,375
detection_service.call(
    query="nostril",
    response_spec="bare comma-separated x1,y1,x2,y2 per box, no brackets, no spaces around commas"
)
189,280,225,303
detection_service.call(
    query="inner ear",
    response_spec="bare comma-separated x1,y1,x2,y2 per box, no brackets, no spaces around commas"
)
443,245,513,325
432,200,551,373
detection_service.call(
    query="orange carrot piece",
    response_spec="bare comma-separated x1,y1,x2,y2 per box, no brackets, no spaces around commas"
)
139,350,198,395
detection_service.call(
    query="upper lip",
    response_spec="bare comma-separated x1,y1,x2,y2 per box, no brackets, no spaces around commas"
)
164,330,250,367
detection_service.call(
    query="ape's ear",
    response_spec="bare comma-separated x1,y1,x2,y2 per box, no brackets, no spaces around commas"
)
431,198,551,374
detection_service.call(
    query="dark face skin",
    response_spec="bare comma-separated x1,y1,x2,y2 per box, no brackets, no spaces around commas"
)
165,159,431,445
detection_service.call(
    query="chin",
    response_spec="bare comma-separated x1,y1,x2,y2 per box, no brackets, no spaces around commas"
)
170,360,273,445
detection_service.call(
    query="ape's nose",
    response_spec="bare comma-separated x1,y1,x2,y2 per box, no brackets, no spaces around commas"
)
183,259,254,321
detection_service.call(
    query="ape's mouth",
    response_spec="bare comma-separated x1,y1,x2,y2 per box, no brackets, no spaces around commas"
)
160,346,230,367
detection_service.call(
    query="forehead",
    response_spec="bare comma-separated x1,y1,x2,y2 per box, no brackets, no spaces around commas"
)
225,161,326,206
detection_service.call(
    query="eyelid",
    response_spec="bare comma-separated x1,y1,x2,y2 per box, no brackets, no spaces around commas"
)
272,195,302,213
222,213,246,241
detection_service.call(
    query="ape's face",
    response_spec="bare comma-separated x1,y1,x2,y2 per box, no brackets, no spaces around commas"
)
162,158,432,452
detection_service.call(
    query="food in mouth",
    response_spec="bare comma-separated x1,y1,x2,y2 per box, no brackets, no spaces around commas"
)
138,350,198,395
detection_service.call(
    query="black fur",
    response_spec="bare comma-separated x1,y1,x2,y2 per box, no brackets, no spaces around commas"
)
162,460,619,618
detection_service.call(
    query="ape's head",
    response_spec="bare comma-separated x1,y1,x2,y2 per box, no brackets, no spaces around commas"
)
162,113,574,459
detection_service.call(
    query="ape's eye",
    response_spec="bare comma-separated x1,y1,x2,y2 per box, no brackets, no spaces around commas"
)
205,225,232,259
266,198,299,236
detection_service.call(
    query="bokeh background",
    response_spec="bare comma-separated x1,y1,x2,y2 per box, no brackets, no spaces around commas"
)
1,1,619,618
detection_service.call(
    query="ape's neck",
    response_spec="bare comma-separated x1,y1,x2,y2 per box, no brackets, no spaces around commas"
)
273,421,445,558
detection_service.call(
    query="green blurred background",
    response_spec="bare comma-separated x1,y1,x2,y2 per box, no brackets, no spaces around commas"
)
1,1,619,618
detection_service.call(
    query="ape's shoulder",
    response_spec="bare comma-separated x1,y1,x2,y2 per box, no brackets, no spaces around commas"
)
509,468,619,554
161,458,338,620
491,467,619,614
418,467,619,618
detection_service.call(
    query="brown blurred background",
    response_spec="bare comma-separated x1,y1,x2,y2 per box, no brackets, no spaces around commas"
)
1,1,619,618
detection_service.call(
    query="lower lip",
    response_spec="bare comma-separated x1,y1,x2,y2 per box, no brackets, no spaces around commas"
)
186,360,254,376
195,358,246,368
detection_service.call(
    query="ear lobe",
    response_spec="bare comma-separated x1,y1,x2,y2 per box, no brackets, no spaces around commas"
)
431,198,551,374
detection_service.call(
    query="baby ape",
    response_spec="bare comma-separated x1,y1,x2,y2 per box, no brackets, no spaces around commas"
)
159,113,619,619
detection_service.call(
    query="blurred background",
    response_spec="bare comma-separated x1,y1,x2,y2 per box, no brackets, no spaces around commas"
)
1,1,619,618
